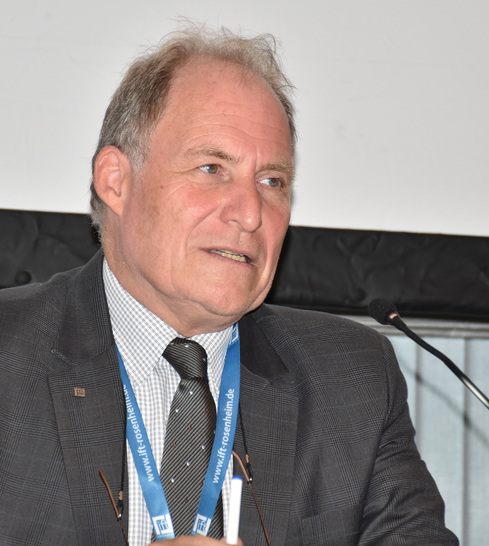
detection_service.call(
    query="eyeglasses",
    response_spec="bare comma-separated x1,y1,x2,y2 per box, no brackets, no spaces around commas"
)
100,405,271,546
230,449,271,546
99,468,129,546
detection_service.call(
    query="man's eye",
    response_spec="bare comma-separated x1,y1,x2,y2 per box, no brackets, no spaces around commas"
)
199,164,219,174
260,177,281,188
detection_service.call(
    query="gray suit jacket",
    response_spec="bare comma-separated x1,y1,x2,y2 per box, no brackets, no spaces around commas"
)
0,252,457,545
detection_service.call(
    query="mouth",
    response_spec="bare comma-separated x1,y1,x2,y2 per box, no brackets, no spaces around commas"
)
209,249,251,263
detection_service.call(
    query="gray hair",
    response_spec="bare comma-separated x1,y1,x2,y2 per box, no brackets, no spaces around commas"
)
90,25,296,233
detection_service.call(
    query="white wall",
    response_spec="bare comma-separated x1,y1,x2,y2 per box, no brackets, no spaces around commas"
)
2,1,489,236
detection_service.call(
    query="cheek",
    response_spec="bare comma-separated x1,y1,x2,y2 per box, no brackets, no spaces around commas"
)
118,189,168,262
265,207,290,259
141,197,209,262
133,199,158,242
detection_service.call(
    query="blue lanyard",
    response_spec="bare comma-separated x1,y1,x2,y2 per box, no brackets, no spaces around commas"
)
116,323,241,540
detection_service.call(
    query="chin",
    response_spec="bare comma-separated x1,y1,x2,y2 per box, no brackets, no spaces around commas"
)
201,293,261,320
190,278,270,317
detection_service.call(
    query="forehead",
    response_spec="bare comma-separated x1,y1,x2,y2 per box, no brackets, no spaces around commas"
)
168,55,278,104
157,57,292,151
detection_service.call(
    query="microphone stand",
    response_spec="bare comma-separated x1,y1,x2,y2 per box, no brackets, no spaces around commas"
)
386,311,489,411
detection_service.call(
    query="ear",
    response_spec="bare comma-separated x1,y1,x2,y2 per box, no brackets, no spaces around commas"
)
92,146,133,217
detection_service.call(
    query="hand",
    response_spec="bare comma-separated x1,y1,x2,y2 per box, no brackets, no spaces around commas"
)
152,536,243,545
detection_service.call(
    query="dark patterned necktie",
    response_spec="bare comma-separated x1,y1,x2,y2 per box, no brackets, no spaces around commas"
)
159,338,223,538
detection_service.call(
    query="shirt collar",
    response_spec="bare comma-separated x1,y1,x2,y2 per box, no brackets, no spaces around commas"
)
102,259,233,389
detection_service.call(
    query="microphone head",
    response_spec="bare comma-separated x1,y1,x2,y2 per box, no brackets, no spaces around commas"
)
368,298,399,325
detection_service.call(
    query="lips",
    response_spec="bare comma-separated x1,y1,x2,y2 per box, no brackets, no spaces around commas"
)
209,249,250,263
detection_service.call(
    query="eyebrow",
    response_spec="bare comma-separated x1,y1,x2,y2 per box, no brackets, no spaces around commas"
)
185,146,237,163
185,145,295,179
262,160,295,181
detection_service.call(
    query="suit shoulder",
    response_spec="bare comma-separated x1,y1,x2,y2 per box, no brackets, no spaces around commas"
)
250,303,382,344
0,266,81,309
246,304,396,380
0,265,87,350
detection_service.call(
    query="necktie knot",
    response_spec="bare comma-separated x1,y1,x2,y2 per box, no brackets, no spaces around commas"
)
164,338,208,380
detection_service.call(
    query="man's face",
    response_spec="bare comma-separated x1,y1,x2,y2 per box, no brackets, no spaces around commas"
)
108,57,293,336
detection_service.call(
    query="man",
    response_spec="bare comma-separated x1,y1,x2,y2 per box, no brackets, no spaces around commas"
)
0,26,457,545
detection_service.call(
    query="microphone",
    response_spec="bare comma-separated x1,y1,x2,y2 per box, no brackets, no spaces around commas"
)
368,298,489,411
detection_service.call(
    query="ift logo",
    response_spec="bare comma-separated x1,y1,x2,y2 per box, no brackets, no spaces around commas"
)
193,514,211,536
152,515,173,538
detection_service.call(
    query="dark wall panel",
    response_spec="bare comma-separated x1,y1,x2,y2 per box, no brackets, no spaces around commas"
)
267,226,489,320
0,209,99,288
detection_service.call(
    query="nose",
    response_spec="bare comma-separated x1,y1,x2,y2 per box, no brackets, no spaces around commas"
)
220,178,262,232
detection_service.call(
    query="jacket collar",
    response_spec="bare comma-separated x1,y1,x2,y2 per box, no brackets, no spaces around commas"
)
237,306,298,546
52,250,114,364
49,250,128,543
239,306,290,382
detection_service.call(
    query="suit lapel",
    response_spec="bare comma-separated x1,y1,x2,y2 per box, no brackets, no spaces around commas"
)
49,252,128,544
236,312,299,546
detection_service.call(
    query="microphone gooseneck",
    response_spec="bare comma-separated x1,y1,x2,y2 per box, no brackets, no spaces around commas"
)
368,298,489,411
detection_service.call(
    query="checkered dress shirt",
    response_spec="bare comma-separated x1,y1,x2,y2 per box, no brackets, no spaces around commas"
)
103,260,233,546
